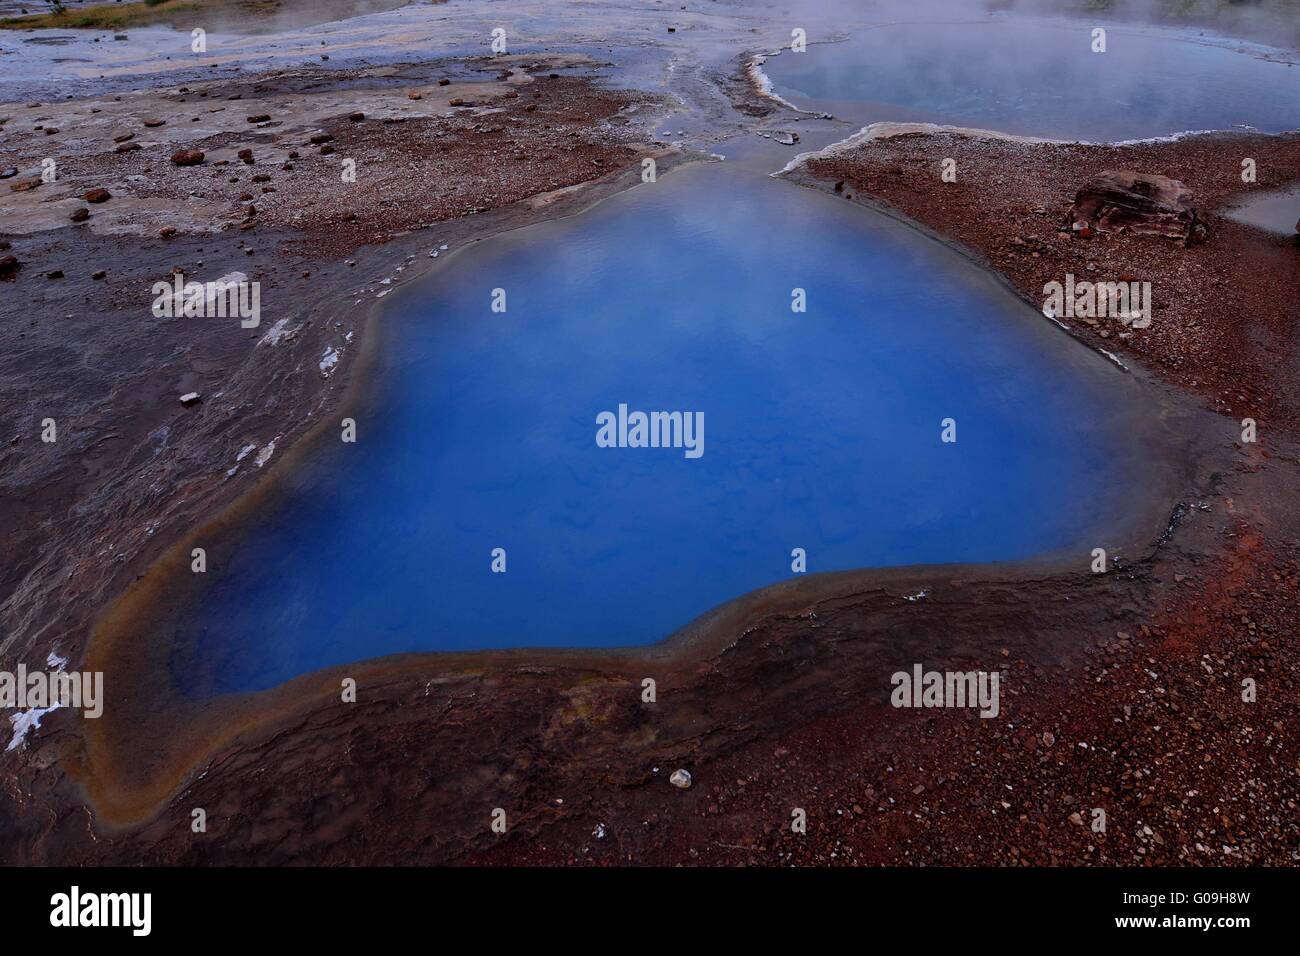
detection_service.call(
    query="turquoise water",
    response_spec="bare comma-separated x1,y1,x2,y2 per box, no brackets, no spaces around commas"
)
762,21,1300,140
172,164,1144,695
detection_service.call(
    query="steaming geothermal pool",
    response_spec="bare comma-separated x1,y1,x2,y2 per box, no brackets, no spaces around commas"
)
760,19,1300,140
172,163,1149,695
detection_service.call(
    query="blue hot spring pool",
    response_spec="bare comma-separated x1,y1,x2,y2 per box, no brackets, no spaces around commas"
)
760,19,1300,141
173,164,1148,695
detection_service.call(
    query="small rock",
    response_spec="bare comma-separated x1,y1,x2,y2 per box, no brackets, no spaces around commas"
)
348,111,365,122
669,769,692,789
0,168,17,179
113,133,134,144
91,270,106,280
237,148,254,163
246,114,271,123
407,90,423,100
115,142,142,154
309,133,333,145
0,256,21,280
142,118,165,128
159,226,177,238
179,392,201,406
84,188,111,203
69,207,89,223
438,78,450,86
170,149,205,166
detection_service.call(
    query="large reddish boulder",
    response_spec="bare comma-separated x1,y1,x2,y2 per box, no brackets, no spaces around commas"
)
170,149,205,166
1071,170,1207,244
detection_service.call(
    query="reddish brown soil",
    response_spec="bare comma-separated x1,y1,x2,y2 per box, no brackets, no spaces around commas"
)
799,130,1300,431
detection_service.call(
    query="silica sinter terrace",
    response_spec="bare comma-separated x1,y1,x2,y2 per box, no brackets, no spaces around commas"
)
761,20,1300,141
172,164,1151,695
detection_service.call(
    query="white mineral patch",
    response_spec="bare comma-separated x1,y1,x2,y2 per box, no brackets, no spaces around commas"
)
255,440,277,468
46,650,68,670
6,704,61,752
258,317,296,346
1101,349,1130,371
320,346,340,375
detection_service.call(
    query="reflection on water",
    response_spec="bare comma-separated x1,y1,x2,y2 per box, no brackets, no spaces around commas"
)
1223,185,1300,235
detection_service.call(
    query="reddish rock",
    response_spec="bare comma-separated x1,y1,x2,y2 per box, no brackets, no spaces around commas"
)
70,207,90,223
115,142,142,154
1071,170,1207,244
9,177,42,192
142,118,165,127
238,148,254,163
84,188,111,203
170,149,205,166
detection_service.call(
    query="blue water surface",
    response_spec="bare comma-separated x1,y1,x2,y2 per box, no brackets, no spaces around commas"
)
175,165,1141,694
762,20,1300,140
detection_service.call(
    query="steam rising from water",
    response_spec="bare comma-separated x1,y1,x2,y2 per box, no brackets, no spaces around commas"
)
773,0,1300,48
